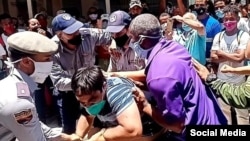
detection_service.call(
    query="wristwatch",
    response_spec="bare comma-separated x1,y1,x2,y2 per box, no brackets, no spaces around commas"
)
205,73,217,83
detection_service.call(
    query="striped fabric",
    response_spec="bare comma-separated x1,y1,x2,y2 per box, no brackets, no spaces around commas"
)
96,77,135,127
209,77,250,108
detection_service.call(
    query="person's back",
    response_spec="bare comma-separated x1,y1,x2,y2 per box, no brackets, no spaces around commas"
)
146,39,227,125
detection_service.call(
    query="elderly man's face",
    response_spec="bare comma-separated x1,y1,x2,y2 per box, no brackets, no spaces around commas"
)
29,19,41,31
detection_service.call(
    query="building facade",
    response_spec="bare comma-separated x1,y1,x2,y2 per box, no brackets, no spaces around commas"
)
0,0,249,23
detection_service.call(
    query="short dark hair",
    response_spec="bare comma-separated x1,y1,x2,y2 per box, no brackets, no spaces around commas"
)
223,4,240,16
0,13,11,22
71,66,106,95
214,0,226,4
8,47,33,62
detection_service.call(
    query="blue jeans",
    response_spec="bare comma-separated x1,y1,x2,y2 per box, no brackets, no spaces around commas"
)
54,89,80,134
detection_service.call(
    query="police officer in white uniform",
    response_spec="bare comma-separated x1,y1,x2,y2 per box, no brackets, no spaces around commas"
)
0,31,62,141
50,13,113,134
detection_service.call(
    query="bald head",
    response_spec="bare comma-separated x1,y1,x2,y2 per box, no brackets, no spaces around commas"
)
129,14,161,38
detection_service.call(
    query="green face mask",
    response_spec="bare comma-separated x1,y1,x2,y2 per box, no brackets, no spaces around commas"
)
85,100,106,116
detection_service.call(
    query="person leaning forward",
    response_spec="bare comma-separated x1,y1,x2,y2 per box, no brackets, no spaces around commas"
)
50,13,115,134
0,31,62,141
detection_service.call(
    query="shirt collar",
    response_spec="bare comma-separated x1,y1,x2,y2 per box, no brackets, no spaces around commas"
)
12,68,38,94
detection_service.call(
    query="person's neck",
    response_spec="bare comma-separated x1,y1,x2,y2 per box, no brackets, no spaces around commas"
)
225,28,238,36
197,13,208,20
61,41,77,51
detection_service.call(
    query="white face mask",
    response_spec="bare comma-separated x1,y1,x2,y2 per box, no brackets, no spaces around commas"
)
89,14,98,20
29,58,53,84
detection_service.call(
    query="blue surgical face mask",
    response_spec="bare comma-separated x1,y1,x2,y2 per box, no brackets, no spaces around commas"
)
191,11,198,17
182,24,192,32
85,100,106,116
133,42,152,59
131,35,162,59
216,9,224,19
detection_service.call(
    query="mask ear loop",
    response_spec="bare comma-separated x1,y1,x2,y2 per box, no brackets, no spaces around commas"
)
4,58,22,76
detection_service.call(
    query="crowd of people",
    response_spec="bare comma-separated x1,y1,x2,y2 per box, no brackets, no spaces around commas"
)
1,0,250,141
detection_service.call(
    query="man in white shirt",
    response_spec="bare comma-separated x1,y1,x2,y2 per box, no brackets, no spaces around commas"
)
211,5,250,124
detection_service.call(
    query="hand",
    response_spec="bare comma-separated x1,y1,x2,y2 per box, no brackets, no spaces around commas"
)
171,15,183,22
191,58,210,81
60,133,82,141
131,87,148,113
108,73,145,87
108,39,122,60
88,129,106,141
220,64,234,73
216,50,224,56
165,31,173,40
37,28,46,36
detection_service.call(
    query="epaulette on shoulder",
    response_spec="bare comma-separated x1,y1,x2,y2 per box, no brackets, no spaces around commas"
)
79,28,91,36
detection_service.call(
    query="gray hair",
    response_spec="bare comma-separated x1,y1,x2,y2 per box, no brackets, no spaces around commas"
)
129,14,161,37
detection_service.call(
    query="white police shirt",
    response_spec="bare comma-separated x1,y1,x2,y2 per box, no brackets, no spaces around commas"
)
0,68,61,141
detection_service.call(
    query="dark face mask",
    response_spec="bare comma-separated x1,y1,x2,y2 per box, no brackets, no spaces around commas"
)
195,7,206,15
68,34,82,46
131,14,139,19
115,34,129,48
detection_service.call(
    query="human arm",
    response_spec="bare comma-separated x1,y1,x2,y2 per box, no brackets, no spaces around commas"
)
109,69,146,83
159,0,167,14
192,58,250,109
89,84,143,141
89,102,142,141
245,40,250,59
210,33,228,63
216,49,245,63
84,28,112,46
50,56,74,91
172,15,205,35
220,64,250,75
107,58,118,72
75,115,95,139
177,0,186,16
215,31,249,62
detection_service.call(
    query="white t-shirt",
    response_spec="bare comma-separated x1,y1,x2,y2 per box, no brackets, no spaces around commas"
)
211,31,250,84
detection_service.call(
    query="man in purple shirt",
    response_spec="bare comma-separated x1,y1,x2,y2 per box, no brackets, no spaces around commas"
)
130,14,227,140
